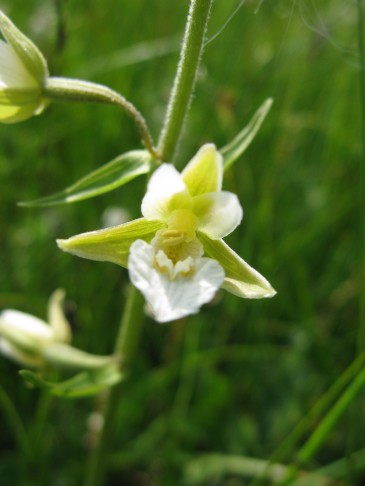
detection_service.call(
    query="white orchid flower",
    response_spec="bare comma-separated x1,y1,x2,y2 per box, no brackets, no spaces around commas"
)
0,10,49,123
57,144,276,323
0,290,115,369
0,290,71,367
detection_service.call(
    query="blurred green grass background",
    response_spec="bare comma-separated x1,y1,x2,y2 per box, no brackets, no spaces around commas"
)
0,0,363,484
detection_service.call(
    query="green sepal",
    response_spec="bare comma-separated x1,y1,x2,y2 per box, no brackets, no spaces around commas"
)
198,232,276,299
0,88,42,106
42,343,117,370
182,144,223,196
20,150,153,207
47,289,72,344
57,218,165,268
0,90,47,123
0,10,49,84
19,364,122,399
221,98,273,170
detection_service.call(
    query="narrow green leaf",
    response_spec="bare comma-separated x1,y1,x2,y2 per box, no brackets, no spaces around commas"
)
19,150,153,207
277,366,365,484
297,367,365,464
19,364,122,399
220,98,273,170
314,447,365,483
267,354,365,465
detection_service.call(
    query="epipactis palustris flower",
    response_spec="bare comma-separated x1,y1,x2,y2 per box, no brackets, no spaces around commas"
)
57,144,276,323
0,10,49,123
0,290,71,367
0,290,116,369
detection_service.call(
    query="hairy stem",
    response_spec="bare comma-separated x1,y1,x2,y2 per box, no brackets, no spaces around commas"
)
157,0,214,162
85,2,214,484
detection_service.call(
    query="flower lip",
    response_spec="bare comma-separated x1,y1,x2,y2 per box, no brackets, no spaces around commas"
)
152,229,203,267
154,250,196,280
128,239,225,323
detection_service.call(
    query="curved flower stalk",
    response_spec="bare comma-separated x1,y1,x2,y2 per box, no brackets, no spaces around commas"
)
0,11,156,155
58,144,276,323
0,290,115,370
0,10,49,123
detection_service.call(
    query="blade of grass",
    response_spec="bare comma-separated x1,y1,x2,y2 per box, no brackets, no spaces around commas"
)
278,365,365,484
297,366,365,464
357,0,365,353
315,447,365,482
249,353,365,486
0,385,30,459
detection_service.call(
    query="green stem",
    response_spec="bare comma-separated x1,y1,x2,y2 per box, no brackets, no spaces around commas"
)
297,367,365,464
157,0,214,162
29,386,55,482
357,0,365,354
85,285,144,486
45,77,157,158
273,353,365,464
114,286,144,361
0,385,30,460
85,2,214,483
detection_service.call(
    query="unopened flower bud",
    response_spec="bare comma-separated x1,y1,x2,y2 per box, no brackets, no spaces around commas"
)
0,10,49,123
0,289,70,367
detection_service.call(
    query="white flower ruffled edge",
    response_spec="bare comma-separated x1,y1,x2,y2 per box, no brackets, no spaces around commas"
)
128,240,224,323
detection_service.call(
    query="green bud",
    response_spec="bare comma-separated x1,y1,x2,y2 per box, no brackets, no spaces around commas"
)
0,290,70,367
0,290,118,372
0,10,49,123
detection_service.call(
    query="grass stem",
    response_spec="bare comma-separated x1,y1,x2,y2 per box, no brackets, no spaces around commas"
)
357,0,365,353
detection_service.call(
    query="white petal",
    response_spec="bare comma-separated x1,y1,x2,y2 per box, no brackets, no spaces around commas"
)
0,40,36,88
141,164,190,221
193,192,243,239
0,309,53,341
128,240,224,323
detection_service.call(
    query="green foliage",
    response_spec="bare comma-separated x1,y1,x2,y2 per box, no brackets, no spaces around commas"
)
19,365,122,399
20,150,153,207
221,97,273,170
0,0,363,485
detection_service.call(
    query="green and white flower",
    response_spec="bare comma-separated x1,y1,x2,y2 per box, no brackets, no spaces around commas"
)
0,10,49,123
0,290,115,369
58,144,276,323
